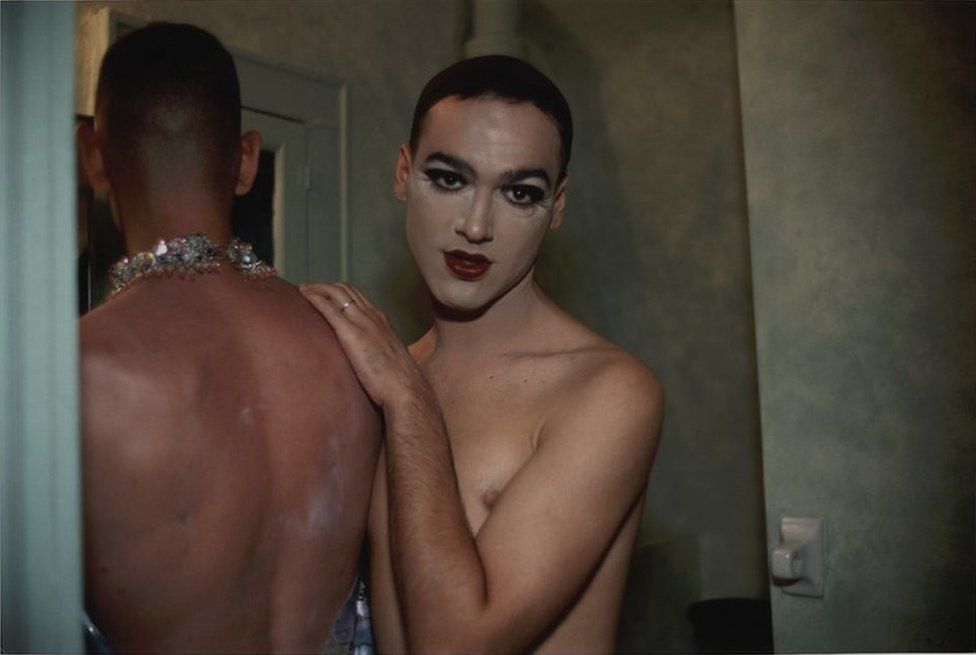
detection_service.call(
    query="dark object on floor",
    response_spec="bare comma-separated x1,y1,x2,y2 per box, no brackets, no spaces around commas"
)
687,597,773,654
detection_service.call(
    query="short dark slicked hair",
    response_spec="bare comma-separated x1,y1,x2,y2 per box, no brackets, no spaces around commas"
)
409,55,573,180
95,22,241,190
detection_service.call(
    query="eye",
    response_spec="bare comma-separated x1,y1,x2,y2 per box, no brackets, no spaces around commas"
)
503,185,545,206
425,168,467,191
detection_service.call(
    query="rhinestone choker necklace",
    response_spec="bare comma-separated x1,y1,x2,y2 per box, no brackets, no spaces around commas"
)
109,233,277,296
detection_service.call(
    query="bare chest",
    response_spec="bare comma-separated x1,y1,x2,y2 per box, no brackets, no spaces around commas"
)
427,362,565,535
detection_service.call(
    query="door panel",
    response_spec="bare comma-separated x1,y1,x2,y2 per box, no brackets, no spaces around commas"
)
241,109,307,283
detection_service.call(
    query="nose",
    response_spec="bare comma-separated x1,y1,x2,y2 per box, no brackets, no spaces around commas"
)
456,189,494,243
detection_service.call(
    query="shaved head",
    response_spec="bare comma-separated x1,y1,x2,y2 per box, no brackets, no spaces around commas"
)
95,22,241,193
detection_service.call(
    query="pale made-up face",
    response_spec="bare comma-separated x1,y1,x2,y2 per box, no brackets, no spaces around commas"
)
395,96,567,314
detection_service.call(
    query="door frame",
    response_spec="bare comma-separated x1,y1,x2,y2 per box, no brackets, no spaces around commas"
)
1,3,83,652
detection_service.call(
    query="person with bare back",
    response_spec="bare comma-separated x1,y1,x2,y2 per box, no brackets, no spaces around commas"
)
302,56,664,654
77,22,380,653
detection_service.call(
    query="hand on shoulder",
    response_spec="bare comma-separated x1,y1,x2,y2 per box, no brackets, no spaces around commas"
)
300,281,436,413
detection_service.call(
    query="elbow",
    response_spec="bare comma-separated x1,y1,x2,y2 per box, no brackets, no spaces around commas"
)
402,595,518,654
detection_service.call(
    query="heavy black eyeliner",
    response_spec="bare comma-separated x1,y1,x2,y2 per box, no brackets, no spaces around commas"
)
504,184,546,205
423,167,467,191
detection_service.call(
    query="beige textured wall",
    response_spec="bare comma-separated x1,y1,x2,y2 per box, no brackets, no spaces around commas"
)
736,1,975,651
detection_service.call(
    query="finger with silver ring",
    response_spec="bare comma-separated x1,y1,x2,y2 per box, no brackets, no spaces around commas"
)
339,298,357,313
337,283,372,312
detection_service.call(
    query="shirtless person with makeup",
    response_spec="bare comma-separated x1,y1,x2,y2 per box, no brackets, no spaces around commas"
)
77,23,380,653
302,56,664,654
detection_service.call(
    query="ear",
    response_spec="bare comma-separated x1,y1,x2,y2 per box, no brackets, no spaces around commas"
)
393,143,412,202
549,174,569,230
234,130,262,196
76,121,111,193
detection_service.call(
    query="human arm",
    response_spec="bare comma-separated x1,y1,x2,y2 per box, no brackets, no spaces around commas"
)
300,283,664,653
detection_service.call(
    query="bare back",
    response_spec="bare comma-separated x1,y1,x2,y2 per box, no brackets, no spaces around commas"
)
81,271,381,653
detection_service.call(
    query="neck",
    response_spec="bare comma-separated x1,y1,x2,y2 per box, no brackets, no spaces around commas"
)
114,186,234,254
427,272,550,358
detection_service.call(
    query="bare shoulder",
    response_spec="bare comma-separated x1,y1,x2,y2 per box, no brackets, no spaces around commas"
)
251,277,337,329
540,326,664,462
563,340,662,429
542,309,663,414
79,297,158,393
79,299,177,473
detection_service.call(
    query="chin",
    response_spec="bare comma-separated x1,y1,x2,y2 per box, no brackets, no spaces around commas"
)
431,288,487,312
426,278,497,316
431,298,493,321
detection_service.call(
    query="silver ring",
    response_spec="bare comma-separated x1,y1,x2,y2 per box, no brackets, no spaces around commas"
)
339,299,356,313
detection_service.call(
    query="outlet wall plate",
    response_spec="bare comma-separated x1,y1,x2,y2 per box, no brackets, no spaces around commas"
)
770,517,825,598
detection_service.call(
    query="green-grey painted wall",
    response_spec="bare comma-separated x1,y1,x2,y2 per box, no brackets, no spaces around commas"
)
736,1,975,651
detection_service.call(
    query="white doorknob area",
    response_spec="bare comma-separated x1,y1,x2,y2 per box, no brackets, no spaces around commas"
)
770,517,825,598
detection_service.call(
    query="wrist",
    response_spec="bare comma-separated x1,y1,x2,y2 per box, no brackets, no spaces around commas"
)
384,378,439,422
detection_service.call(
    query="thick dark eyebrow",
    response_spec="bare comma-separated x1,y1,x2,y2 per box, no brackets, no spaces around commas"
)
498,168,551,189
423,152,475,179
424,152,552,190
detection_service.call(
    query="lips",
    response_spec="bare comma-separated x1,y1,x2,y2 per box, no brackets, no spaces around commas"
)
444,249,492,280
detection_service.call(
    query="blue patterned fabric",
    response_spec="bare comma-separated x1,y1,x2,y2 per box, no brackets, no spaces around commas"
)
83,611,112,655
324,576,375,655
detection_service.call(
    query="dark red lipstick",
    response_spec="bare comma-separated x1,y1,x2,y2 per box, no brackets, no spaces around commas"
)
444,250,492,280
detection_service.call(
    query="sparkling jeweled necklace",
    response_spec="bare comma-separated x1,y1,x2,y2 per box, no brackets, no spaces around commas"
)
109,233,276,296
